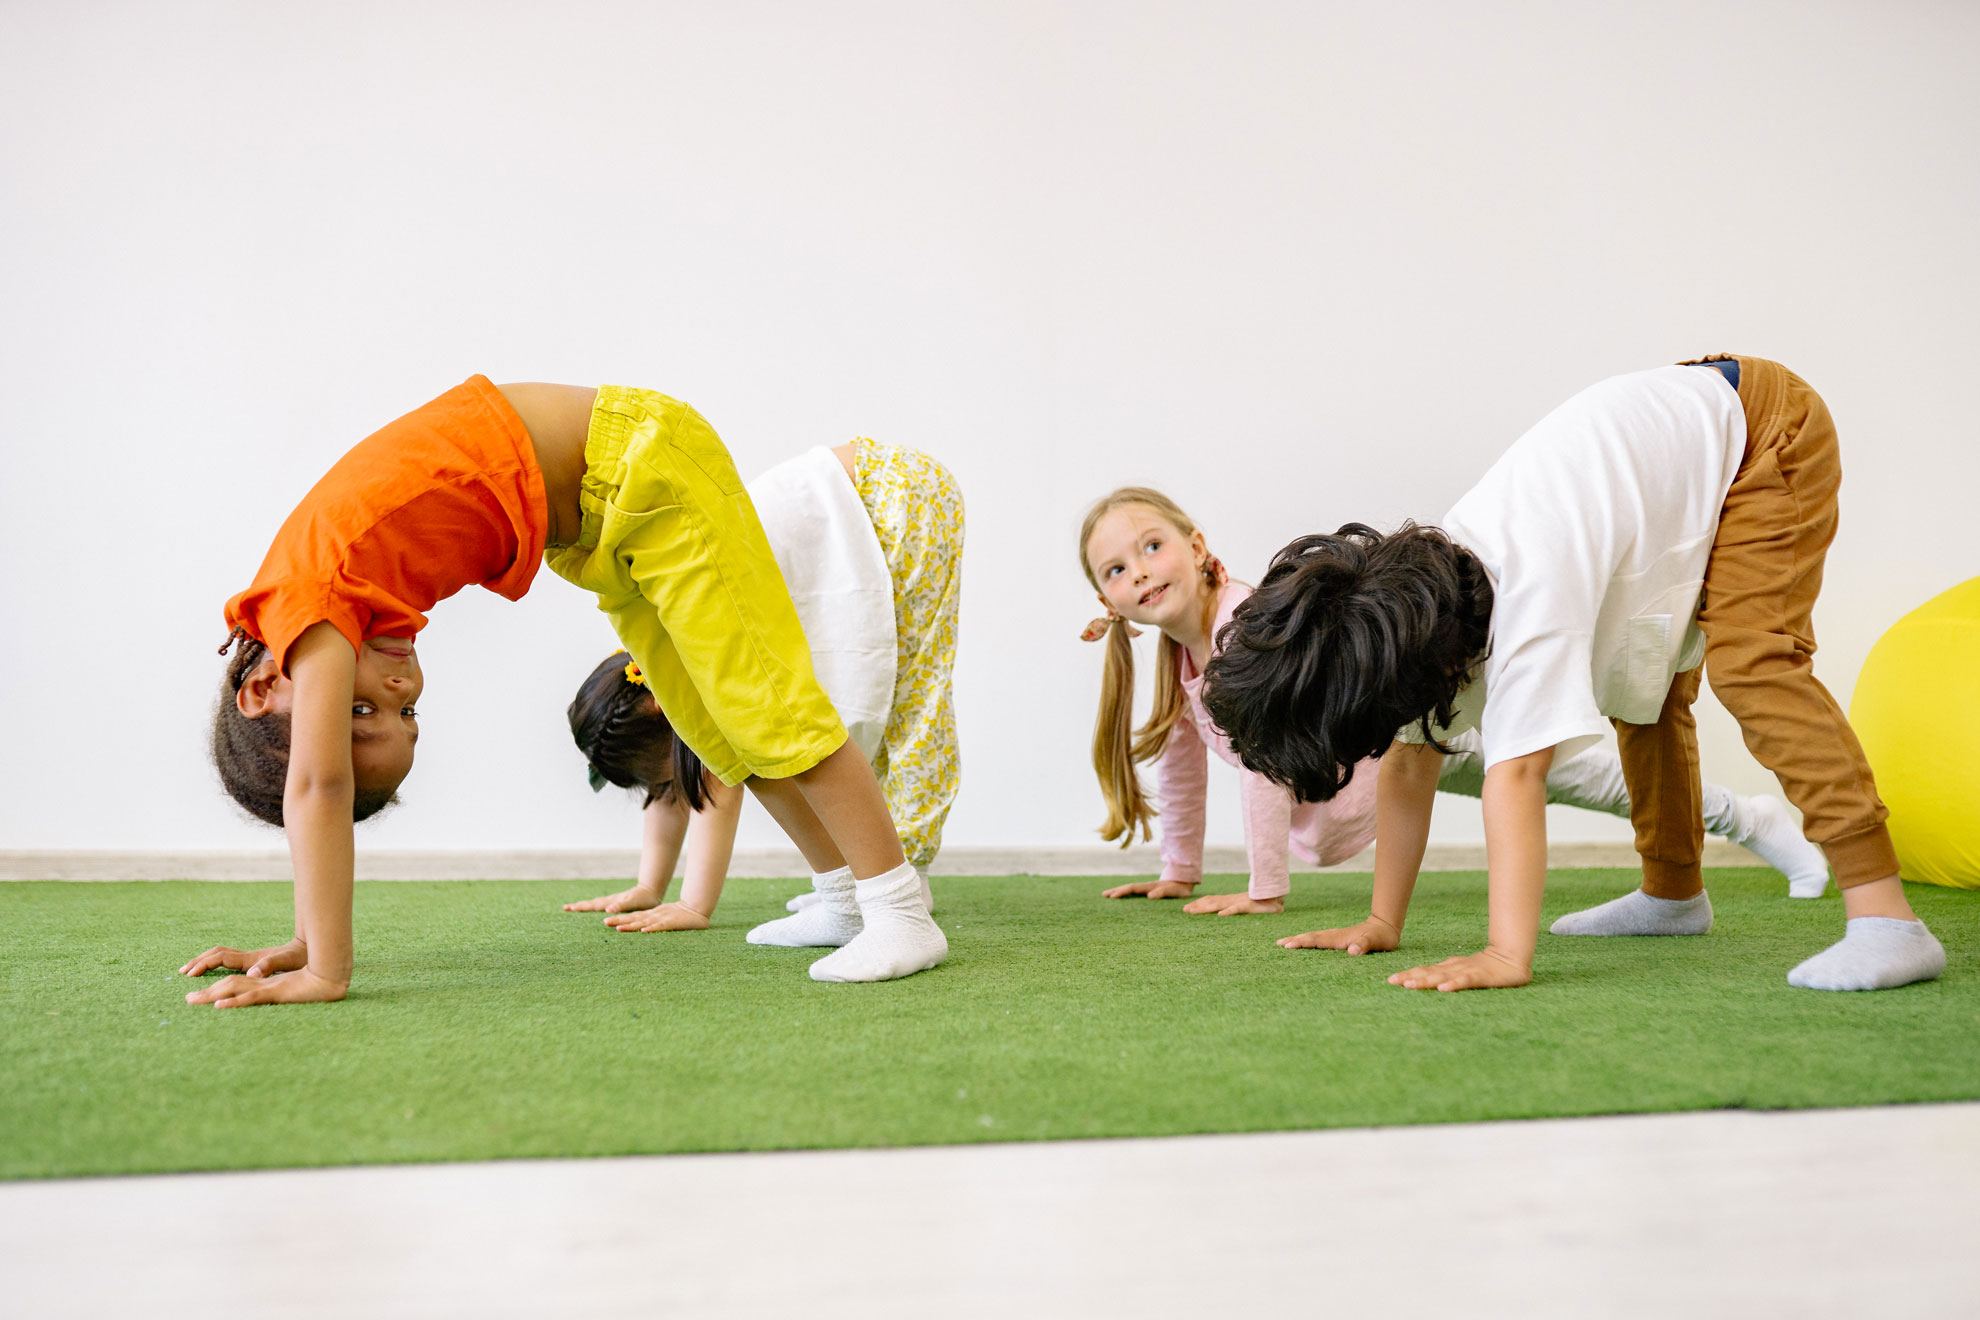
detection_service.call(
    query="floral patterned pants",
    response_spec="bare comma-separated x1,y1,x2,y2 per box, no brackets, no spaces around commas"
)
851,439,964,869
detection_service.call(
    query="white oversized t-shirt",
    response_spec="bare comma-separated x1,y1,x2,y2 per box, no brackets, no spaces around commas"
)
1409,365,1746,771
746,448,897,763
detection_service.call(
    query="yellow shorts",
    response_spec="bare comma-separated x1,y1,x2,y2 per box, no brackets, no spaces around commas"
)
546,387,847,785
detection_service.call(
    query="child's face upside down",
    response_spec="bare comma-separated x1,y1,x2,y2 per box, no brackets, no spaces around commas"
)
237,637,425,800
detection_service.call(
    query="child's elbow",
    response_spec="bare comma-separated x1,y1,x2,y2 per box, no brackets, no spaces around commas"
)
284,768,356,809
1384,741,1447,782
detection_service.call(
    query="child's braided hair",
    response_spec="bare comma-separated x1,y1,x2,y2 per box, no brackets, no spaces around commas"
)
569,652,702,810
210,631,401,827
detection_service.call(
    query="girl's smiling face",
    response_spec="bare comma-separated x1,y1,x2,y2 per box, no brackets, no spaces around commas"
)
1084,504,1211,634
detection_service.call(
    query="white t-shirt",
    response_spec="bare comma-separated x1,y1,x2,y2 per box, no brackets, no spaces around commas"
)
1406,365,1746,771
746,448,897,763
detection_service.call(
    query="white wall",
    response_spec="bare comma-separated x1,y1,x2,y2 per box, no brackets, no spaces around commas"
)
3,0,1975,855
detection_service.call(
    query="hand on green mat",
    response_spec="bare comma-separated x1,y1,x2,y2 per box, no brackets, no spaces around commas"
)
1182,892,1284,916
184,966,348,1009
563,885,664,914
1389,947,1531,993
1100,880,1198,900
178,937,308,979
605,902,711,933
1277,917,1400,957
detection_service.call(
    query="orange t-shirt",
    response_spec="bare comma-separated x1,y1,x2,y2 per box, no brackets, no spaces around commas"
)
224,375,550,673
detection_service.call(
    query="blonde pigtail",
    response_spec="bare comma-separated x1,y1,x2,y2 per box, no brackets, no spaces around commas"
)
1093,613,1154,845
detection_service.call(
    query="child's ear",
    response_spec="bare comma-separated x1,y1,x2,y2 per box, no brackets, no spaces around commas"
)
235,656,286,719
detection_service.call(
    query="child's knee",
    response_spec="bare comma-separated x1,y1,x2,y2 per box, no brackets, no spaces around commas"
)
1702,631,1804,706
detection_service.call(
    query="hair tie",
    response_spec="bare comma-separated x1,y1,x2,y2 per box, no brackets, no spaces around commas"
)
623,659,649,687
1080,599,1143,643
1203,554,1228,587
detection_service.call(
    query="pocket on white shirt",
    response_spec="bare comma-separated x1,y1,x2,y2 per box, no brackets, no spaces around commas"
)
1618,613,1674,723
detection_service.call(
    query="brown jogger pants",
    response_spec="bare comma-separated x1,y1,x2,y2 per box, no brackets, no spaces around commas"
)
1615,355,1899,896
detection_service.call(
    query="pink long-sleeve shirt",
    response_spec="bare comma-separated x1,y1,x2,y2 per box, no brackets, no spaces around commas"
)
1155,582,1381,899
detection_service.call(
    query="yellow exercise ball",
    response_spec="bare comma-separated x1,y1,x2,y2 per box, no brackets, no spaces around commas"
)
1850,576,1980,889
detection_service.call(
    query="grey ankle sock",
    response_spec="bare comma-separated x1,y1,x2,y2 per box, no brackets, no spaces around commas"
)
1549,888,1713,937
1787,917,1946,991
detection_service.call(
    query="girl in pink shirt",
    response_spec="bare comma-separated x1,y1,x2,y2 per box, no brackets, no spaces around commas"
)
1080,488,1379,914
1079,487,1829,919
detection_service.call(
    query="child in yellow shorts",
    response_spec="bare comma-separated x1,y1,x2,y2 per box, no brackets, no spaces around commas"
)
187,380,943,1008
565,439,964,939
544,388,950,982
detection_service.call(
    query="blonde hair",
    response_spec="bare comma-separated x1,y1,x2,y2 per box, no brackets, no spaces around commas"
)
1078,487,1222,847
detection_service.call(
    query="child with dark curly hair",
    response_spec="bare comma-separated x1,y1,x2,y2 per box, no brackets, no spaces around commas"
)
1202,356,1944,993
1077,486,1824,920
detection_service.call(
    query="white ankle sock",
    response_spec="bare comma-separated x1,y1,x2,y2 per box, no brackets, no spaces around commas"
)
1550,888,1713,936
747,867,861,947
808,862,949,982
788,869,933,913
1733,794,1831,898
1787,916,1945,991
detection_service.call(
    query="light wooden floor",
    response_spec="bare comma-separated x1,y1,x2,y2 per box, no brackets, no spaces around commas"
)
5,1104,1975,1318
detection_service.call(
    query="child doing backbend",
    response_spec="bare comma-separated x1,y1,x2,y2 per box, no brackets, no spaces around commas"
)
190,379,945,1007
565,440,963,944
1079,487,1829,915
1202,356,1945,992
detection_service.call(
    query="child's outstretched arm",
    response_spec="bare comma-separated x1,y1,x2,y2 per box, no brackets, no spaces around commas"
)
1183,771,1290,915
606,780,744,932
184,624,356,1008
1278,740,1443,955
565,794,690,915
1389,745,1553,991
1103,706,1205,901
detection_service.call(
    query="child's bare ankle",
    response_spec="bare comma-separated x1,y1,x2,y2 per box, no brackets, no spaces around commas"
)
1840,874,1913,922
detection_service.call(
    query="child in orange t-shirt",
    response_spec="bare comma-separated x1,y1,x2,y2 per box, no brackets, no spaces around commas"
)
186,377,946,1007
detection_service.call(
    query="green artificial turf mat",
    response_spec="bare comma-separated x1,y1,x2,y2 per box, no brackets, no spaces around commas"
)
3,868,1977,1180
